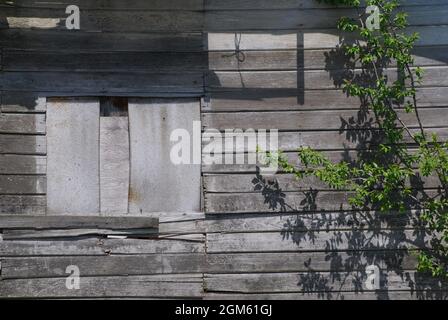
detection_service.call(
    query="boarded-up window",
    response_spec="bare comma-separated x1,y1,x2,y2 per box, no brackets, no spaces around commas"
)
46,97,201,215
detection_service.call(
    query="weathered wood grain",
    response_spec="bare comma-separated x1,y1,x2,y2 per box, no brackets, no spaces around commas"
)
1,254,205,278
205,290,448,300
202,128,448,153
128,98,201,213
0,195,46,214
206,229,430,253
206,250,419,273
3,50,208,72
0,175,46,194
0,135,46,155
0,155,46,174
0,29,204,52
0,71,203,94
1,8,203,32
206,67,448,91
2,228,157,240
3,0,203,10
0,215,158,230
0,238,205,256
205,211,426,233
204,271,448,293
204,173,440,193
202,108,448,131
207,26,448,50
208,46,448,71
46,98,100,215
0,113,45,134
100,117,130,215
205,0,448,10
0,92,46,113
0,274,203,298
204,6,448,31
203,87,448,112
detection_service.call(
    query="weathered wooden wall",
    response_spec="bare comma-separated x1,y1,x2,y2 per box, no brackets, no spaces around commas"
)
1,0,448,299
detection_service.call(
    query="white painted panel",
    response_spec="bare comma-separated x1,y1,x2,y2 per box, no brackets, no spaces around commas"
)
100,117,130,215
46,98,100,214
128,98,201,213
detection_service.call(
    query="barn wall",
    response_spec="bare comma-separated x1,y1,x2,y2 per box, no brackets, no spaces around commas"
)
1,0,448,299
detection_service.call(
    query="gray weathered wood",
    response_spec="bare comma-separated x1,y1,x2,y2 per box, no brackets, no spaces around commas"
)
0,113,45,134
0,238,205,256
3,50,207,72
0,195,46,214
0,72,203,94
205,211,425,233
0,274,203,298
1,92,46,113
206,229,430,253
0,215,158,230
0,155,46,174
204,87,448,112
204,271,448,293
1,254,205,279
206,67,448,91
0,175,46,194
206,250,419,273
0,135,46,155
202,107,448,130
0,29,204,52
100,117,130,215
128,98,201,213
46,98,100,214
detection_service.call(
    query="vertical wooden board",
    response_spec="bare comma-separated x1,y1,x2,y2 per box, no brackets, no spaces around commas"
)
128,98,201,213
46,98,100,214
100,117,130,215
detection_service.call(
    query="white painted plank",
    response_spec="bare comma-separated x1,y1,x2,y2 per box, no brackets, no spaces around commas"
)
128,98,201,213
100,117,130,215
46,98,100,214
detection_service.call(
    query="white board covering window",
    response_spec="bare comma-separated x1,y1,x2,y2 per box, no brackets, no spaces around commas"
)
46,97,201,215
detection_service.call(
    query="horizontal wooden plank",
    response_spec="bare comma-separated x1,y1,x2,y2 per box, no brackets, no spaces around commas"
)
202,128,448,153
0,72,203,94
205,290,448,300
1,8,203,32
0,155,46,174
0,29,204,52
0,274,203,298
204,5,448,31
0,114,45,134
207,26,448,50
206,250,418,273
1,92,46,113
203,87,448,112
1,254,206,279
204,271,448,293
206,229,430,253
205,211,425,233
2,228,158,240
0,175,46,194
0,215,158,230
208,46,448,71
3,50,208,72
0,195,46,214
206,67,448,91
205,0,448,10
203,108,448,131
0,238,205,256
205,191,436,213
204,173,440,193
0,135,46,155
3,0,203,10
